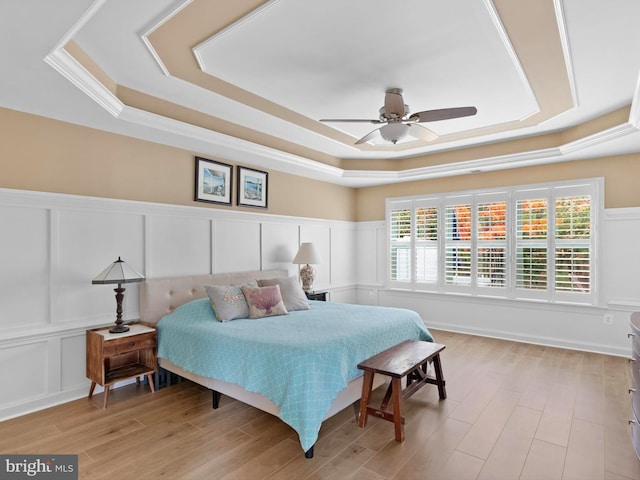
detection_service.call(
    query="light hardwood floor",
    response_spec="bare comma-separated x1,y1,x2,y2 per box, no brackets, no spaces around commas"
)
2,329,639,479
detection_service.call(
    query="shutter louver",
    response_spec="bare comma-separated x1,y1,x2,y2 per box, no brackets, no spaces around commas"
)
390,208,411,282
555,195,591,293
477,201,507,288
415,206,438,284
516,199,548,290
445,203,471,285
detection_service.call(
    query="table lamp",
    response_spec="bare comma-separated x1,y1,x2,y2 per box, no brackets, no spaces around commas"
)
293,242,321,293
92,257,145,333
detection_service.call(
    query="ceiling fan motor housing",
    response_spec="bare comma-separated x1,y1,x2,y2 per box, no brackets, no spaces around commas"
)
379,105,410,122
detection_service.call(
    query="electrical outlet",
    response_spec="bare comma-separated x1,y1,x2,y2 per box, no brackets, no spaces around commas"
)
603,314,614,325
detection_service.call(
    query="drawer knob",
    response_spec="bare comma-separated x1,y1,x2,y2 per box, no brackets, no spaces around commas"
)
129,342,135,347
629,333,636,338
631,388,637,394
630,420,637,425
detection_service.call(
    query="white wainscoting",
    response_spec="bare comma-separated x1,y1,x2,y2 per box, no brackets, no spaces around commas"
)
0,188,357,420
354,209,640,357
3,187,639,419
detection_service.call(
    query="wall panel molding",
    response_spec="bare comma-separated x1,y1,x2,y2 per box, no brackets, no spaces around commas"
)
0,187,357,420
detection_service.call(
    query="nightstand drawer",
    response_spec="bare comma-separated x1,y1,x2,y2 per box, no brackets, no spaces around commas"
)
102,332,156,356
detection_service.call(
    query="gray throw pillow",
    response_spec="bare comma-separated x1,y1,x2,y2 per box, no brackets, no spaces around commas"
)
205,284,249,322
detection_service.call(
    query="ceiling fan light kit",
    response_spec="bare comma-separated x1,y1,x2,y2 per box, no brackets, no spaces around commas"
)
380,123,410,144
320,88,477,145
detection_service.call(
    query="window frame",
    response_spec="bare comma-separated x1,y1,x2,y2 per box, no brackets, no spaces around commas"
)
385,178,601,305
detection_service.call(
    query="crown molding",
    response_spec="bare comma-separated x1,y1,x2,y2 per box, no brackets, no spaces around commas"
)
140,0,194,77
483,0,540,117
629,70,640,129
44,5,640,188
44,47,123,118
553,0,579,107
193,0,282,73
560,123,638,154
119,106,345,178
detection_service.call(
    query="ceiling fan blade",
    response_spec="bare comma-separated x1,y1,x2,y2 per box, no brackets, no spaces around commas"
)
409,106,477,123
407,124,438,142
355,128,381,145
319,118,382,124
384,89,405,117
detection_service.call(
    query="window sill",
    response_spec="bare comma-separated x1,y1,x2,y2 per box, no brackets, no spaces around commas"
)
382,287,606,314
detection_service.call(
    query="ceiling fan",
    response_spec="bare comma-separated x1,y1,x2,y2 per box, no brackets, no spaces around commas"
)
319,88,477,145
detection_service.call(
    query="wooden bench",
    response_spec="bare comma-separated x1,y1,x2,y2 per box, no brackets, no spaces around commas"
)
357,340,446,442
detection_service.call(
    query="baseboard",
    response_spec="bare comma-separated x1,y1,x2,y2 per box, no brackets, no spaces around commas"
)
427,321,630,357
0,378,138,422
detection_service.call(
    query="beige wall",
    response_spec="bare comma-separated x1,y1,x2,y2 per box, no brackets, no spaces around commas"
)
355,155,640,221
2,107,639,224
0,107,356,221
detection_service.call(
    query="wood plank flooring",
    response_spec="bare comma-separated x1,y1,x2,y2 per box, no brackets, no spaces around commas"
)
2,330,639,479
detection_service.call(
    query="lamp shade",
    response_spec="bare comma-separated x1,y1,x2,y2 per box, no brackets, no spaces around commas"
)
92,257,145,285
292,243,321,265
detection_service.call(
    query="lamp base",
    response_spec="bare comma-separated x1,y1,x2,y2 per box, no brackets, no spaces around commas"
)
109,323,130,334
109,285,130,333
300,264,315,293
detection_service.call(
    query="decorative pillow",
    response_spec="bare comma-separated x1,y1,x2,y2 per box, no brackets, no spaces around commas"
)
257,276,310,311
205,284,249,322
240,284,288,319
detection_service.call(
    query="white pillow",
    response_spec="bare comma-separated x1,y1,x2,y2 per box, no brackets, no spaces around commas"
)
257,276,310,311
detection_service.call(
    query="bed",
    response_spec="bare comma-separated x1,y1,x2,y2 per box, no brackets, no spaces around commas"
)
140,269,433,457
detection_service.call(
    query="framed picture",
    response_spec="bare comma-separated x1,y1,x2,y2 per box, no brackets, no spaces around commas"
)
194,157,232,205
237,166,268,209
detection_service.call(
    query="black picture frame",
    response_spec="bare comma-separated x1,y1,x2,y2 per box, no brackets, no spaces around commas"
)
237,166,268,209
194,156,233,205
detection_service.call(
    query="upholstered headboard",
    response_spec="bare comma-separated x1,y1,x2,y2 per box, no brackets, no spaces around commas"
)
140,269,289,325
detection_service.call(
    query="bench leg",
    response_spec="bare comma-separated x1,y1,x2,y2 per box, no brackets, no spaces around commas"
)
432,354,447,399
380,381,393,411
358,371,375,428
391,377,404,442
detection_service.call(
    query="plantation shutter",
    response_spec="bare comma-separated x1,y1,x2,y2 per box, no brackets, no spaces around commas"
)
389,201,412,286
444,197,472,290
555,195,591,292
476,196,507,290
415,202,439,286
552,185,594,303
514,194,549,299
386,179,599,305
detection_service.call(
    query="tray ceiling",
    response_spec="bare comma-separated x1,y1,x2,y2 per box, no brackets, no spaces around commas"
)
2,0,640,186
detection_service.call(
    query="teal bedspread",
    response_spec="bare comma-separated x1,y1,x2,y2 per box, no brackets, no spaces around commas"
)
157,299,433,452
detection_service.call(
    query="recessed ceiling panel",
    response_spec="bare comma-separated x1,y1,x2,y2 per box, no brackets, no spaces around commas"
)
194,0,538,142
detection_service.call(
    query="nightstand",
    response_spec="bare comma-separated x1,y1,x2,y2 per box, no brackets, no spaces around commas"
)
86,323,157,408
306,291,328,301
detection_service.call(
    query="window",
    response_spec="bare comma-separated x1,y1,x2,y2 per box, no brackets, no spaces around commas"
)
389,203,411,282
415,203,439,284
386,179,600,305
